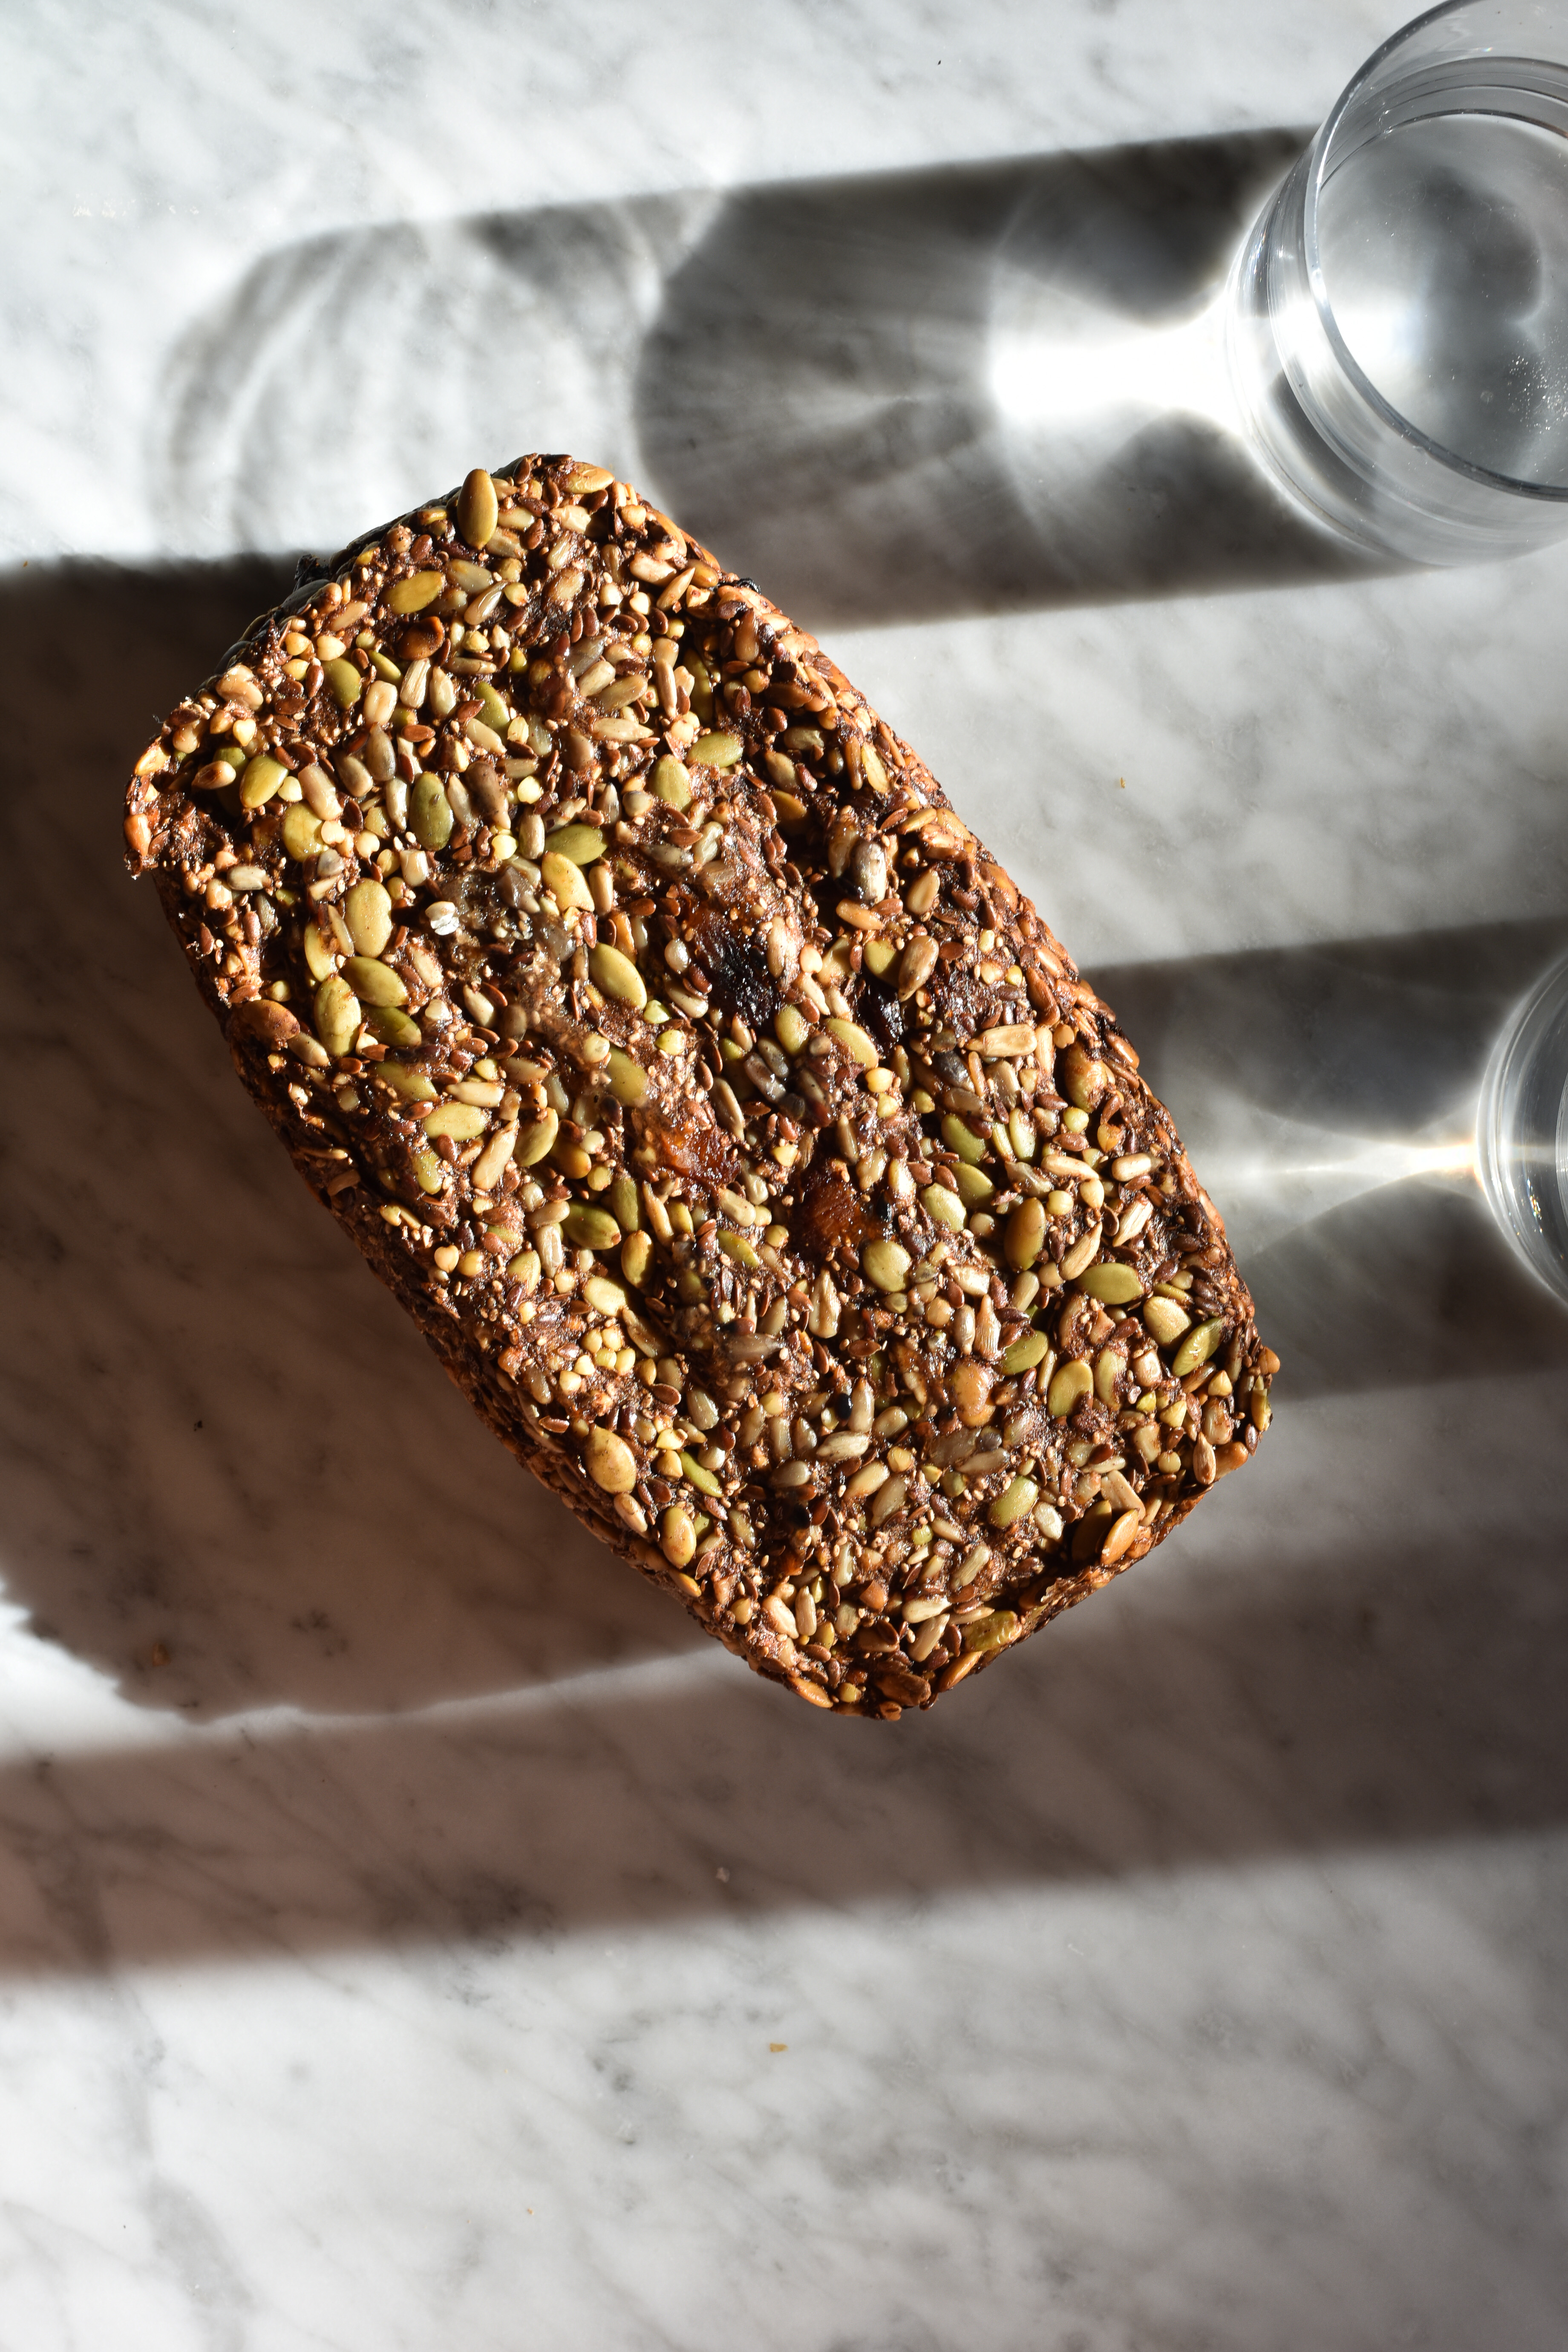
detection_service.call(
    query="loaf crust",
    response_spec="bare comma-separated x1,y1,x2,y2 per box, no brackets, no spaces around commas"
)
124,455,1275,1718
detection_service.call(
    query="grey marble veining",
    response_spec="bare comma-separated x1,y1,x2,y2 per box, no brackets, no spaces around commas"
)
3,3,1568,2346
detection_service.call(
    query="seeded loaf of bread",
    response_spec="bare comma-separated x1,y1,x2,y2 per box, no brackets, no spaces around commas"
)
124,454,1276,1718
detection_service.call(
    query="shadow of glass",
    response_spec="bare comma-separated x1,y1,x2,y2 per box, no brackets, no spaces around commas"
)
1090,919,1568,1395
0,559,705,1727
156,133,1390,626
635,133,1393,626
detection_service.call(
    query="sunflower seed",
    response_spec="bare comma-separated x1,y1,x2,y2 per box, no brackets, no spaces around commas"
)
1059,1225,1102,1282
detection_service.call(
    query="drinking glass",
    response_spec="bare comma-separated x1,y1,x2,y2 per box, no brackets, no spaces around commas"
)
1227,0,1568,562
1477,948,1568,1304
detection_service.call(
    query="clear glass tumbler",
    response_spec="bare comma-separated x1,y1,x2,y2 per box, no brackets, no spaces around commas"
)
1227,0,1568,562
1477,948,1568,1304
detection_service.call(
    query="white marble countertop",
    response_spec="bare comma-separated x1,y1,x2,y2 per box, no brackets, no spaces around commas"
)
4,3,1568,2345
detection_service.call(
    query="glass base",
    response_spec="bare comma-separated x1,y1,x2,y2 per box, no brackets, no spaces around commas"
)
1477,950,1568,1307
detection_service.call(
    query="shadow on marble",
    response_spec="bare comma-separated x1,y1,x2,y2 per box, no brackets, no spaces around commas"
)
1093,923,1568,1397
156,132,1388,627
4,556,1568,1970
6,556,1568,1757
635,131,1386,626
2,1445,1565,1973
0,556,708,1729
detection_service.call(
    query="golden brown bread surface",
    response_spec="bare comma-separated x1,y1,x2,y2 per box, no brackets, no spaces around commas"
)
124,453,1275,1718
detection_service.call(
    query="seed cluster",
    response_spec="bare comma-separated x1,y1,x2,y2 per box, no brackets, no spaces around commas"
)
125,452,1276,1719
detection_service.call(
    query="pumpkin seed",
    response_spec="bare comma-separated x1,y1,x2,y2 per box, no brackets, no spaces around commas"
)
921,1182,966,1231
718,1229,759,1269
862,1238,911,1293
1047,1358,1094,1418
964,1608,1025,1665
953,1163,994,1208
1100,1508,1142,1565
826,1017,878,1069
620,1229,653,1286
314,974,360,1058
340,955,406,1007
1076,1262,1143,1305
514,1111,559,1165
403,1138,440,1194
595,1175,636,1234
1005,1197,1046,1270
282,804,323,860
562,1204,622,1252
238,753,287,810
457,467,499,550
691,730,743,767
545,823,605,867
773,1004,809,1056
409,772,453,851
941,1114,987,1165
507,1248,541,1294
1170,1317,1225,1377
423,1102,487,1139
589,1046,644,1110
1060,1041,1107,1109
947,1360,990,1419
1142,1296,1191,1347
540,852,593,910
660,1505,697,1567
680,1450,722,1497
989,1475,1038,1530
343,878,393,956
589,943,647,1008
1000,1330,1050,1375
323,658,363,710
375,1060,436,1101
366,1005,421,1048
584,1425,637,1493
650,755,691,808
386,570,444,614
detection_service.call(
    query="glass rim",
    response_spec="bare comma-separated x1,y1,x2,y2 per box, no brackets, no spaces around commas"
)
1302,0,1568,504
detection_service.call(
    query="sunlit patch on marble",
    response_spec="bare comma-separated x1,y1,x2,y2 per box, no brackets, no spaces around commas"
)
989,283,1237,442
0,1609,734,1768
1206,1127,1479,1252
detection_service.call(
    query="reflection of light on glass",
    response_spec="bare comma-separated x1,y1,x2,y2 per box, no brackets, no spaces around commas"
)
989,289,1237,435
1478,950,1568,1307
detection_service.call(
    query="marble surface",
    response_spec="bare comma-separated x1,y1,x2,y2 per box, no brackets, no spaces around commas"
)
5,3,1568,2345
